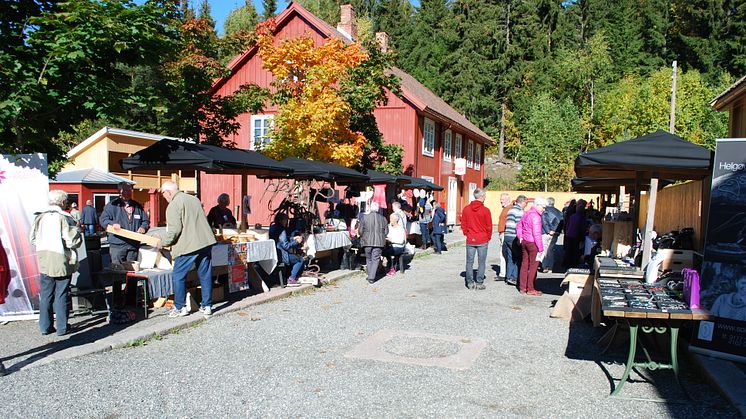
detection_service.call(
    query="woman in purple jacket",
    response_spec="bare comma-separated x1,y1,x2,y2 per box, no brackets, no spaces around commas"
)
516,197,547,295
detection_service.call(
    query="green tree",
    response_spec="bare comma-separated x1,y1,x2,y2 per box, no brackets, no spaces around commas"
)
197,0,216,29
517,94,583,191
262,0,278,19
373,0,414,51
0,0,179,167
224,1,260,35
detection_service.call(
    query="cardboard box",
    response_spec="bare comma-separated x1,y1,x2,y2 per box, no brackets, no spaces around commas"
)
658,249,695,272
106,225,161,247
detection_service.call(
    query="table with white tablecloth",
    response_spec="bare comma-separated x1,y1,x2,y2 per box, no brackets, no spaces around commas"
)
305,231,352,258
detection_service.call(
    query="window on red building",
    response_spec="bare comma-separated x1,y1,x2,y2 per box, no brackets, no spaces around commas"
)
443,130,452,161
422,118,435,157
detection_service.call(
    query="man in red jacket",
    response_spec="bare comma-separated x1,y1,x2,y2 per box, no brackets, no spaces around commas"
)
461,188,493,290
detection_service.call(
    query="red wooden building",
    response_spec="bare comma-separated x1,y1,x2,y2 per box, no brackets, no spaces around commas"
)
204,2,493,226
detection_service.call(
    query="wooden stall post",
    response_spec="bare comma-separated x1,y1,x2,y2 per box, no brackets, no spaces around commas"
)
641,177,659,268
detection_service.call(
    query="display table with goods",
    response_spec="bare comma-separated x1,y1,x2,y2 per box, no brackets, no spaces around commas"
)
305,230,352,258
592,256,711,398
214,229,276,293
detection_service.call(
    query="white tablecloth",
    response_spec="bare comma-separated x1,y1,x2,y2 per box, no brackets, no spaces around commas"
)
212,240,277,274
306,231,352,258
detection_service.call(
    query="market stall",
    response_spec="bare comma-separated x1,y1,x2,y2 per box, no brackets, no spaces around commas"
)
574,129,713,267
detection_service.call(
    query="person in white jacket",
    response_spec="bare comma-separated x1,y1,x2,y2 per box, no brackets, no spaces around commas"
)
29,190,82,336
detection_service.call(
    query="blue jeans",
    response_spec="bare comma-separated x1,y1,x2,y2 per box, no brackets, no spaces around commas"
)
465,243,488,285
420,222,430,247
39,274,71,335
287,253,305,279
85,224,95,236
503,237,519,281
432,233,443,252
172,245,213,310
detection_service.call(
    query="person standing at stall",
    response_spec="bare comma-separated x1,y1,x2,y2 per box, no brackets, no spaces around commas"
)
29,190,83,336
81,200,98,236
206,193,237,229
431,200,447,254
517,197,546,295
157,181,216,318
461,188,492,290
417,195,433,249
503,195,527,286
564,199,586,269
496,193,511,280
540,197,563,272
100,182,149,264
358,202,388,284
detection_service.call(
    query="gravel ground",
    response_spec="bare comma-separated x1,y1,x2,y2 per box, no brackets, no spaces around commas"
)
1,232,738,418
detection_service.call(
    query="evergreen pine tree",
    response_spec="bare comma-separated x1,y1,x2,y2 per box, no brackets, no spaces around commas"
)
197,0,216,29
224,1,259,35
262,0,278,20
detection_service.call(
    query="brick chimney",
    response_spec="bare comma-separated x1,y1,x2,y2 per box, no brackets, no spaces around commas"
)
375,32,389,53
337,4,357,41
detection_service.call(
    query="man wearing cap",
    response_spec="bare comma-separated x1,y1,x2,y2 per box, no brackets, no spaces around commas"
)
99,182,149,264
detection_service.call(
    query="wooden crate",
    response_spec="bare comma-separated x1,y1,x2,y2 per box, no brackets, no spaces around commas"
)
657,249,695,272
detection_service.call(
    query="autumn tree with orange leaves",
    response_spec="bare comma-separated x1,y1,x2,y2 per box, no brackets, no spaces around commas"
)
255,19,400,170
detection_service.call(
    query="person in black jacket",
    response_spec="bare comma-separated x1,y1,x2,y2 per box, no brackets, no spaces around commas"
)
357,202,388,284
99,182,149,264
81,200,98,236
431,200,447,254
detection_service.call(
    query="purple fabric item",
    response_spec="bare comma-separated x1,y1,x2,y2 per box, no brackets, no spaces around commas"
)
565,212,584,239
515,207,544,252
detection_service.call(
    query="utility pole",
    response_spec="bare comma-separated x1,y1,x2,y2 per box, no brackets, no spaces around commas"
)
669,60,677,134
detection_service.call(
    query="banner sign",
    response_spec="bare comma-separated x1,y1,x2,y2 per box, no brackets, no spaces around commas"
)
454,158,466,176
690,138,746,362
0,154,49,320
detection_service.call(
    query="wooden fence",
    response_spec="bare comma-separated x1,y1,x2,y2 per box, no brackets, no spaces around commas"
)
638,180,705,248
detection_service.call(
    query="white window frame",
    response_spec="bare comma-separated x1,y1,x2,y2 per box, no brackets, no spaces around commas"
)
467,139,474,168
474,143,481,170
455,133,463,159
251,114,274,150
443,129,452,162
422,118,435,157
421,175,435,183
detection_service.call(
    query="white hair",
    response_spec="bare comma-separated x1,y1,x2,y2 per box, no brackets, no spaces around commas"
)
369,202,380,212
473,188,486,200
48,190,68,207
391,201,401,209
547,197,555,206
534,197,548,207
160,181,179,193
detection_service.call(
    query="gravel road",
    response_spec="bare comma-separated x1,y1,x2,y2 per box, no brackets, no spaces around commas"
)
1,233,737,418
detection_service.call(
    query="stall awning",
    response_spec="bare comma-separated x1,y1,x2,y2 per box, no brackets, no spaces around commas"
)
363,169,407,185
574,130,713,180
266,157,369,184
398,175,444,191
120,139,292,176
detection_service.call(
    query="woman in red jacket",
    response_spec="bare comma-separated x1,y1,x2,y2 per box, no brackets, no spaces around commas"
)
516,197,547,295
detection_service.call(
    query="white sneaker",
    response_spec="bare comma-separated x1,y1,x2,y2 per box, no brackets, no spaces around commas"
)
199,306,212,317
168,307,189,318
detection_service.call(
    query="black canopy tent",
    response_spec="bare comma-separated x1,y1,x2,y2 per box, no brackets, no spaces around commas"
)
121,139,293,229
574,130,713,266
398,175,444,191
121,139,293,177
260,157,370,184
571,177,674,193
362,169,408,185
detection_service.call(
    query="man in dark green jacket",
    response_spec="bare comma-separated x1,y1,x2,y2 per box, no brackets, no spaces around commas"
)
157,181,217,318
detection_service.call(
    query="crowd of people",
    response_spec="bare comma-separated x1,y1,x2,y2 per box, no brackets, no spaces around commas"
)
463,189,603,295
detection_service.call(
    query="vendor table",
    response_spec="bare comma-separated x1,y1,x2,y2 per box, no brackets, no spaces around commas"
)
305,231,351,258
213,240,277,293
595,271,711,398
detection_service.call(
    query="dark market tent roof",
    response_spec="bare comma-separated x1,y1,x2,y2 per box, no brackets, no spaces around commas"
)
364,169,407,185
570,177,673,193
398,175,444,191
52,168,135,185
267,157,369,184
120,139,292,176
574,130,713,180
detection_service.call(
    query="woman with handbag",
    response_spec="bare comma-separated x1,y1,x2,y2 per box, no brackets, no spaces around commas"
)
431,200,447,254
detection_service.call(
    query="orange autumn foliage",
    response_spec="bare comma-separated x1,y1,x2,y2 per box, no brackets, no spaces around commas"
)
255,19,368,167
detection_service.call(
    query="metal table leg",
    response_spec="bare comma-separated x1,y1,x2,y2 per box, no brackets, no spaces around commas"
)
611,321,638,397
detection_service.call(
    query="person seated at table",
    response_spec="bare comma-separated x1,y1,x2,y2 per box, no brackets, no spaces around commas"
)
269,213,305,287
581,223,603,267
391,201,408,229
383,214,407,276
207,193,237,229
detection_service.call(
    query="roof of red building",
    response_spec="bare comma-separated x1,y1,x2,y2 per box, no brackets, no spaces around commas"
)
214,2,493,145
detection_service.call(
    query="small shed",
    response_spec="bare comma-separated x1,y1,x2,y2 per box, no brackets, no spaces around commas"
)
50,168,135,215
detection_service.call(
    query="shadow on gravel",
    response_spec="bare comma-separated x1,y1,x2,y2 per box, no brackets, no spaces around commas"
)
1,314,133,374
564,319,738,417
